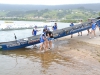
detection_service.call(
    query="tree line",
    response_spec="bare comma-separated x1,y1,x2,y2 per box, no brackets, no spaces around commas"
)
0,9,99,23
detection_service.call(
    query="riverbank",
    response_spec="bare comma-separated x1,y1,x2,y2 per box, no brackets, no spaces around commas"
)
52,28,100,75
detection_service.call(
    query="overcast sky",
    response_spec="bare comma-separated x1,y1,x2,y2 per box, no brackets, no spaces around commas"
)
0,0,100,5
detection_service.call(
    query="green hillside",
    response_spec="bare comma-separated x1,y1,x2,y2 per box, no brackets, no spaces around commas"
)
0,4,100,22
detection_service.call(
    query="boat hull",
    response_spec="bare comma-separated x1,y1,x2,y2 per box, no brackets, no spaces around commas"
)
0,19,98,50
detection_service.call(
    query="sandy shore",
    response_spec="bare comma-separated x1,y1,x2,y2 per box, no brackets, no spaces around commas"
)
53,28,100,75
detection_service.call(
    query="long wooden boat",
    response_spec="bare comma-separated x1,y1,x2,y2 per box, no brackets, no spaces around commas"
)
0,18,99,50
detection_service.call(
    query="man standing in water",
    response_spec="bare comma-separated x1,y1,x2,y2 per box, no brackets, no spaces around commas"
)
52,23,57,41
40,29,46,52
32,25,38,36
32,25,40,47
46,28,54,50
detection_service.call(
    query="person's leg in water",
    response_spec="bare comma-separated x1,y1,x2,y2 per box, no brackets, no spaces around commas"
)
44,39,49,51
49,40,52,50
33,44,37,48
47,38,50,49
40,42,45,52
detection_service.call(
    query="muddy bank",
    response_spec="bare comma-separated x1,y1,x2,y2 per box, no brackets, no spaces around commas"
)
53,38,100,75
54,39,100,60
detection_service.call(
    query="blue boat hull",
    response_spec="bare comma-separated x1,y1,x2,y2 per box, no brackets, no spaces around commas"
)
0,18,99,50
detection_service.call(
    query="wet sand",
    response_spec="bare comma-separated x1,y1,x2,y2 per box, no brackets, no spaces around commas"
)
53,28,100,75
53,39,100,75
1,28,100,75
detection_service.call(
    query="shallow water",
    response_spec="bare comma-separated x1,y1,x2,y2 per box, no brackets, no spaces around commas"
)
0,47,71,75
0,21,71,75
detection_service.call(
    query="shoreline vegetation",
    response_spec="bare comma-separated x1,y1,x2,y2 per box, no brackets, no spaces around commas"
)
0,8,99,23
0,18,84,23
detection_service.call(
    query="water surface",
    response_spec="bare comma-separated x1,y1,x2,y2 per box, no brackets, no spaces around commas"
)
0,48,71,75
0,21,71,75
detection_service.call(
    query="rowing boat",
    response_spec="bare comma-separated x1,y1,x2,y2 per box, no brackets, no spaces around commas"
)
0,18,99,50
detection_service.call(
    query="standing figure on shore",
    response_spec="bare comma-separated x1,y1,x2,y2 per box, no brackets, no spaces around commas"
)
87,19,92,36
52,23,57,31
32,25,38,36
78,20,82,36
89,22,97,39
32,25,40,47
70,22,74,38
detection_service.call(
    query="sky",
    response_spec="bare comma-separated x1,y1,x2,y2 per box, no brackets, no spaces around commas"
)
0,0,100,5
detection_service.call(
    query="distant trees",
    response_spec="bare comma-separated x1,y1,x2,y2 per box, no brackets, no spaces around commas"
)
0,9,98,22
6,11,25,17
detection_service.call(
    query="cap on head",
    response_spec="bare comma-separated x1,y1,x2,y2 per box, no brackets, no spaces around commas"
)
34,25,37,28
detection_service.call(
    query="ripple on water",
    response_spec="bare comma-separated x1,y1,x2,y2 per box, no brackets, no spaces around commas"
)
0,45,71,75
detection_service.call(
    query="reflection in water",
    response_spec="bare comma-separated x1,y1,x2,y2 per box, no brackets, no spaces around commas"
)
0,47,71,75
